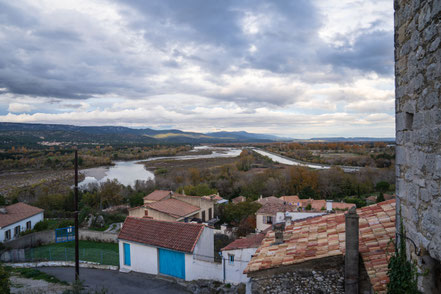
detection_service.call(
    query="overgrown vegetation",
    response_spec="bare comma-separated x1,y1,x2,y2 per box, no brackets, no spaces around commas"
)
387,225,422,294
0,264,10,294
6,267,68,285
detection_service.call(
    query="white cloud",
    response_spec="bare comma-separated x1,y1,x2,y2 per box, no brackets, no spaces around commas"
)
8,103,33,113
0,0,395,138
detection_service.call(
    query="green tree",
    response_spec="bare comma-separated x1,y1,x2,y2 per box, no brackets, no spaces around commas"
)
219,201,262,226
0,263,10,294
376,181,390,192
377,192,385,203
179,183,217,196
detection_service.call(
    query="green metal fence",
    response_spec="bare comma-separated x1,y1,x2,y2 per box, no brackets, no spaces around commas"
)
23,247,119,266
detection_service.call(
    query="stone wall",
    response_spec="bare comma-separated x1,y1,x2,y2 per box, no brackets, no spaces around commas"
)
247,256,344,294
394,0,441,292
250,268,344,294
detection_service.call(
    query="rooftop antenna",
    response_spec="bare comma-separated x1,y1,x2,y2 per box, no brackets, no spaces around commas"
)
74,149,80,281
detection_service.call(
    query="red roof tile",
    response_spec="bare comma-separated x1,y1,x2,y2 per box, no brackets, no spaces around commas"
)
147,198,200,219
118,217,204,253
245,200,396,294
221,233,265,251
0,203,44,228
143,190,171,201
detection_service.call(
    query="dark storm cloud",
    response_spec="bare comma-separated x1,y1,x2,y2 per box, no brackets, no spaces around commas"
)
320,30,394,75
0,0,393,105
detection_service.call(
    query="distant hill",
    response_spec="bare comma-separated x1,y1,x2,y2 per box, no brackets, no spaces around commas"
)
0,122,289,148
307,137,395,142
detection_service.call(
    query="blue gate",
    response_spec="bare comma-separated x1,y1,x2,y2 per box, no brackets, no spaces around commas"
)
158,248,185,279
55,226,75,243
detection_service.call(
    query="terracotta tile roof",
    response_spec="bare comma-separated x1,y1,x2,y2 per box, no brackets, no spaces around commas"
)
232,196,246,203
332,202,356,210
257,201,297,215
255,196,281,205
245,200,396,294
147,198,200,219
201,194,223,201
221,233,265,251
0,203,44,228
118,217,204,253
143,190,171,201
280,195,300,203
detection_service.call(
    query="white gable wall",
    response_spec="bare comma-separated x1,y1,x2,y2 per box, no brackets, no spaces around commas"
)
0,212,44,243
185,254,222,281
118,240,158,275
193,226,214,262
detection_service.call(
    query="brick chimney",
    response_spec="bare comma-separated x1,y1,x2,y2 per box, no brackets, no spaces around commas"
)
345,206,359,293
272,222,285,245
285,213,292,226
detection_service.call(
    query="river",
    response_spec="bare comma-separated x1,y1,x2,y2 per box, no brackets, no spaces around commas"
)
79,146,242,188
79,146,361,188
252,149,361,173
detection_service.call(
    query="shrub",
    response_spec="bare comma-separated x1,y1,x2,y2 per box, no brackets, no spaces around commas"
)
33,220,50,232
0,264,10,294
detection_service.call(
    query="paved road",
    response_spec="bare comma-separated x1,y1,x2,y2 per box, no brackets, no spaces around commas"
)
40,267,191,294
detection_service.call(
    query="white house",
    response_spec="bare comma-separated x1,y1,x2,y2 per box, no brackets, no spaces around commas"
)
118,217,222,281
0,203,44,243
221,233,265,285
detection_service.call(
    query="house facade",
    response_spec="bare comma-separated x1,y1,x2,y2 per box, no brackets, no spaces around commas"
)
129,190,216,223
255,196,325,232
0,203,44,242
118,217,221,281
221,233,265,285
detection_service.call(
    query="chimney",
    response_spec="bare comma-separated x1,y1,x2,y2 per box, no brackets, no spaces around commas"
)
345,206,359,294
326,200,333,212
285,213,292,226
272,222,285,245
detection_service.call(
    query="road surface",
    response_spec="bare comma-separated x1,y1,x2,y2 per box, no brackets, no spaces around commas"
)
40,267,191,294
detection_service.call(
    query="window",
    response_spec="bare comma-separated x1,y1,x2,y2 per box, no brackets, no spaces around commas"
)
4,230,11,241
228,254,234,264
264,216,273,224
26,221,31,230
208,208,212,220
202,211,206,222
14,225,21,237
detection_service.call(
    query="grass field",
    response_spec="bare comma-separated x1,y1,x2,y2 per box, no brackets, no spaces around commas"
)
25,241,119,266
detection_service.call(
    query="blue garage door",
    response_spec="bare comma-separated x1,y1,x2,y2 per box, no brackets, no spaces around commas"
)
158,248,185,279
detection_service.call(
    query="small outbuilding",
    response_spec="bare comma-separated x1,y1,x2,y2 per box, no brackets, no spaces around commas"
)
118,217,221,281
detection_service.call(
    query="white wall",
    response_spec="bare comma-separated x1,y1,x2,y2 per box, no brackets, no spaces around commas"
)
256,214,272,232
118,240,158,275
0,212,44,243
286,211,326,221
222,247,257,284
193,226,214,262
185,254,222,281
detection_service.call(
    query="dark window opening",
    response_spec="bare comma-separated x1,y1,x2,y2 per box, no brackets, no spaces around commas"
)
405,112,414,130
26,221,31,230
14,225,20,237
202,211,206,222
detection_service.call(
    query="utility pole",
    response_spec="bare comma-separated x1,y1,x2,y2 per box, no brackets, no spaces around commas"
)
74,150,80,280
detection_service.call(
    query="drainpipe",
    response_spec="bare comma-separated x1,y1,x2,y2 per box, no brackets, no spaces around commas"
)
345,206,359,294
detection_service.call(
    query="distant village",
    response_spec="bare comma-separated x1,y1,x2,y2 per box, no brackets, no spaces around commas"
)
0,189,396,293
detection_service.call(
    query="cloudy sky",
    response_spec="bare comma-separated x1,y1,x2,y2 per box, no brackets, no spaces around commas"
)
0,0,394,138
